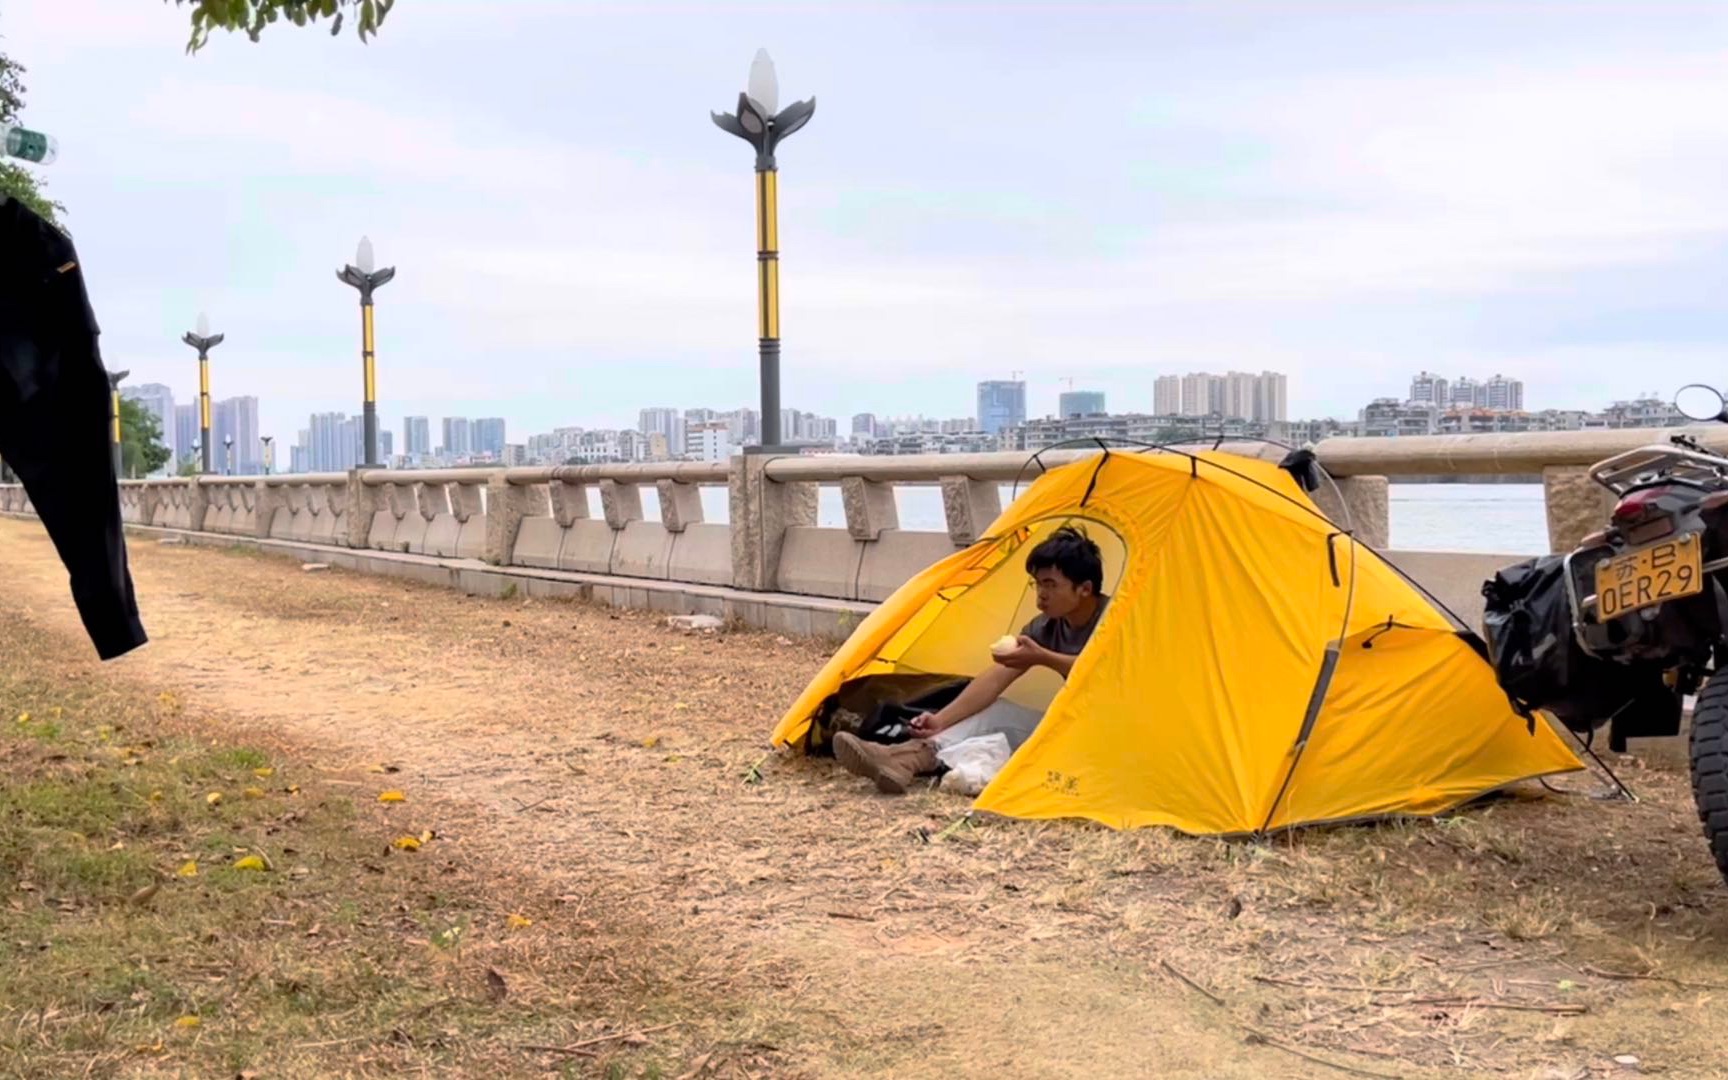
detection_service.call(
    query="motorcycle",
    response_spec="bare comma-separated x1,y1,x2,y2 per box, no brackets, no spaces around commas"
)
1482,385,1728,884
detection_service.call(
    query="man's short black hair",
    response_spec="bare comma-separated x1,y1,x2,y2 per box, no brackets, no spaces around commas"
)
1025,525,1104,593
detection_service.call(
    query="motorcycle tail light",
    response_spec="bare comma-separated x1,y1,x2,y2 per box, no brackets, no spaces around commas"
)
1613,487,1668,524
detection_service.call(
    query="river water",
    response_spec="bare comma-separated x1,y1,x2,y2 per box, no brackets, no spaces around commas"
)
653,482,1549,556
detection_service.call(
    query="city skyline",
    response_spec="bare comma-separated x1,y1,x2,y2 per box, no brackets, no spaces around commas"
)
10,3,1722,453
126,358,1688,474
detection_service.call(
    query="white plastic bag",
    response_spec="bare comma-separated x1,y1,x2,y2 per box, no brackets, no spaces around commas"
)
936,733,1012,796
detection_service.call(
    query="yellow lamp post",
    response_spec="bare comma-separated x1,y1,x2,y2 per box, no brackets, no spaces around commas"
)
107,369,128,477
181,312,223,474
337,236,396,467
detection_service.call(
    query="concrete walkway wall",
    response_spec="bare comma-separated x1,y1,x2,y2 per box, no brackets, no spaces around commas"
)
12,430,1705,633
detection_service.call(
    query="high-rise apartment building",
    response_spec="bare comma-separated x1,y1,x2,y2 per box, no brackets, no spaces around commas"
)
124,383,177,469
1153,375,1182,416
851,413,879,439
1484,374,1524,412
1058,391,1107,418
441,417,472,457
472,417,507,458
1409,371,1450,406
403,416,431,457
1177,373,1220,416
1225,373,1259,421
175,404,198,466
1449,378,1483,408
308,412,358,473
976,380,1027,435
638,407,684,457
1175,371,1287,420
212,396,260,473
1253,371,1288,422
722,408,760,446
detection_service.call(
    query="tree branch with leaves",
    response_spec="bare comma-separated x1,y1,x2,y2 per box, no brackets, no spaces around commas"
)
119,399,172,478
0,52,61,226
171,0,396,54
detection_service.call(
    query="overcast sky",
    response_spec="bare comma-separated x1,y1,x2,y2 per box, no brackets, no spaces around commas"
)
7,1,1727,445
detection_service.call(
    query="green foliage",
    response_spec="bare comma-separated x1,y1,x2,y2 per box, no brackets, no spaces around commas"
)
0,53,62,226
172,0,396,53
120,398,172,478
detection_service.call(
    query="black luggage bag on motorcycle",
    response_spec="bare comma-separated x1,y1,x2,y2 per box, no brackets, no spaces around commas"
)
1482,555,1679,751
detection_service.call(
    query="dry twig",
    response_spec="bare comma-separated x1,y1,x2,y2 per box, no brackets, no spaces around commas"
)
1406,997,1585,1015
1580,965,1728,991
1241,1029,1401,1079
1254,975,1415,995
1160,959,1224,1006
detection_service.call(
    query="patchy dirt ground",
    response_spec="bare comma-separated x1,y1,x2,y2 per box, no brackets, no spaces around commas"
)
3,517,1727,1078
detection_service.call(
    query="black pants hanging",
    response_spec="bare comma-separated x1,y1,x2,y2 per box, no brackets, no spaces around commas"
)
1,196,147,660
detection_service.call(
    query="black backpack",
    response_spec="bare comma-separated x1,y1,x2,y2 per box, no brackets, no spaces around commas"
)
1481,555,1677,748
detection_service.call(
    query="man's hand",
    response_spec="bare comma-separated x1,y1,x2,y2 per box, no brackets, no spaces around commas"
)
909,711,949,738
994,635,1049,671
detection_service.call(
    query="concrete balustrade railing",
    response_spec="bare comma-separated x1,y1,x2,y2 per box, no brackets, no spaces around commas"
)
1316,426,1728,554
357,469,491,559
495,461,734,587
7,427,1726,639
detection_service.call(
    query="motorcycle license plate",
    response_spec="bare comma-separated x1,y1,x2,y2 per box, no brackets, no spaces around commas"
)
1595,533,1703,619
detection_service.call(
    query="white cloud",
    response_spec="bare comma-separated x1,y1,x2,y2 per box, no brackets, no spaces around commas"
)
8,1,1728,438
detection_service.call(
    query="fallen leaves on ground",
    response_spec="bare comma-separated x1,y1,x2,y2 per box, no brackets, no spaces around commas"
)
378,790,405,803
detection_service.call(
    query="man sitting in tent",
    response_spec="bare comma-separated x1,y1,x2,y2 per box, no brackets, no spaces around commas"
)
831,526,1109,795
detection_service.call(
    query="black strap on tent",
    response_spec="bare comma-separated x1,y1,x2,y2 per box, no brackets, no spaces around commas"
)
1258,643,1342,835
1361,616,1423,649
1258,526,1361,837
1325,533,1343,587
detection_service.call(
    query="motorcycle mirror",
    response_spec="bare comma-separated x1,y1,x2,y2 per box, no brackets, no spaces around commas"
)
1676,384,1728,422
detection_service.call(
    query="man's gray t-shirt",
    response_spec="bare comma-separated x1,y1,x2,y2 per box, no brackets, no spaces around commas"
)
1022,596,1109,657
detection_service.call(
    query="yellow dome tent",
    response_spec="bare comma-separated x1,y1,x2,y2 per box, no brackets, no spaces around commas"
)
772,449,1582,834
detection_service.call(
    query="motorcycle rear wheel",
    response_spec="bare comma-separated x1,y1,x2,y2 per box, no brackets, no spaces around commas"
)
1690,674,1728,884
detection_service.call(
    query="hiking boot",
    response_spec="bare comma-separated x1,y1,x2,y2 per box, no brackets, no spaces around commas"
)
833,733,938,794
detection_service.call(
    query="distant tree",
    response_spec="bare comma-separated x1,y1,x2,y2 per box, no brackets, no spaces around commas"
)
170,0,396,53
0,52,62,226
120,398,172,477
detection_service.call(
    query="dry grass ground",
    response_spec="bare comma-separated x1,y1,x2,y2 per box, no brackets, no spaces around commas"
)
2,516,1727,1078
0,617,801,1079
